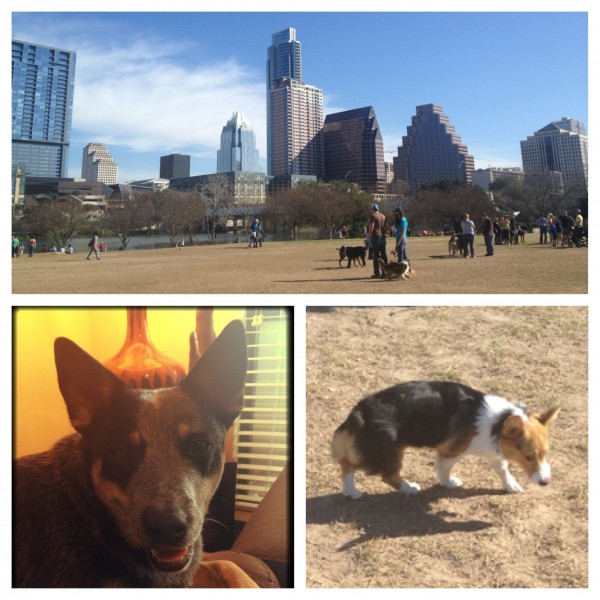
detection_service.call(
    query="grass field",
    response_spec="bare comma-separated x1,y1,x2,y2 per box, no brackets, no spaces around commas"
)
306,306,588,588
12,236,587,295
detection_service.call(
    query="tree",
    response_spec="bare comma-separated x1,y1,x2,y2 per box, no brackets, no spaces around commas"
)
197,175,234,244
490,174,565,222
301,181,372,239
158,190,204,247
406,184,494,234
263,187,312,240
17,197,90,247
104,192,154,250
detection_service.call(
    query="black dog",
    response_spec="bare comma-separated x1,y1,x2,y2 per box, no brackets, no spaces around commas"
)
337,244,367,268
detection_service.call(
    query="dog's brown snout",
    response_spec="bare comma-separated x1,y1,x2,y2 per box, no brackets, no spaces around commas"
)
143,506,189,546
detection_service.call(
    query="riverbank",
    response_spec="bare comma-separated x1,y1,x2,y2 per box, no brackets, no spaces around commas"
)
12,237,588,295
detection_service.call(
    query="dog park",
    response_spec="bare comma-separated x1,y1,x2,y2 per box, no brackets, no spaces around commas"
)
12,236,587,294
306,306,588,588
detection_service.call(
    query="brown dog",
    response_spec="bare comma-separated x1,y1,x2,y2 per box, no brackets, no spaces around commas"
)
14,321,247,587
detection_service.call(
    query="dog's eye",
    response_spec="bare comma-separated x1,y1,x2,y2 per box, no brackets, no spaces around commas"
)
185,436,211,458
524,454,536,462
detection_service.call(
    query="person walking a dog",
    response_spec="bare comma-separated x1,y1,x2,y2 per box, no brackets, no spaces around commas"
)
394,208,409,262
368,203,388,278
461,213,476,258
480,213,494,256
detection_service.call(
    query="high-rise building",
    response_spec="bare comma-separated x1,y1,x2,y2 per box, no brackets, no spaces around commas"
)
323,106,386,194
81,143,118,185
520,118,588,194
12,39,76,178
393,104,474,194
266,27,324,178
217,112,260,173
160,153,190,179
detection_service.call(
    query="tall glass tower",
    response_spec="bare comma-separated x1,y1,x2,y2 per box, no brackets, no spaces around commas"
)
520,118,588,194
217,112,260,173
393,104,474,194
323,106,386,194
266,28,324,178
12,39,76,178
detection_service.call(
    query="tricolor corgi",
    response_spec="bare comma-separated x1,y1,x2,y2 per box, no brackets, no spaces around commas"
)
332,381,560,498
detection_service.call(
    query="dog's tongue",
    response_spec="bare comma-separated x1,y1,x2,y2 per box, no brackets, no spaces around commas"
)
150,547,189,565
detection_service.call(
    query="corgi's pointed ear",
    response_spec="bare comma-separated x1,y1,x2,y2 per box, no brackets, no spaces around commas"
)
537,405,561,428
54,337,128,434
180,320,247,428
501,414,525,440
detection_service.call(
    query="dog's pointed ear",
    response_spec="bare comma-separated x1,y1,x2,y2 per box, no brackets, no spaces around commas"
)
54,337,129,434
537,405,560,428
501,414,525,440
180,320,247,428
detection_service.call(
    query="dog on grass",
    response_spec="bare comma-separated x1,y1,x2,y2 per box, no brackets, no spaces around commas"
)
378,258,412,280
332,380,560,499
448,234,463,257
337,244,367,268
13,321,247,587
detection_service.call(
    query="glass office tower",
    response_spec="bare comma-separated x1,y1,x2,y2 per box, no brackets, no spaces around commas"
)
520,118,588,194
12,39,76,178
393,104,474,194
323,106,386,194
160,153,191,179
266,28,324,178
217,112,260,173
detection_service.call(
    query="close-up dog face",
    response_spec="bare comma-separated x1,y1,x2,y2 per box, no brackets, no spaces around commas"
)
52,321,247,581
499,406,560,485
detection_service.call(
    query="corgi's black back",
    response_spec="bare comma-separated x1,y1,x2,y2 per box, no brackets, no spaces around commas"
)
335,381,483,475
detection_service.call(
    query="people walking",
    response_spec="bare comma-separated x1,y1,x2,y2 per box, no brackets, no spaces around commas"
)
86,230,101,260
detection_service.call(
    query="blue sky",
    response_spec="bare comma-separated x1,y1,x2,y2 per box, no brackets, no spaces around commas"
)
10,7,589,183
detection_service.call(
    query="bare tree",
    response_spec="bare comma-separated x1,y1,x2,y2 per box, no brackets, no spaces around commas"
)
158,190,204,247
304,184,366,239
197,175,234,244
20,197,90,247
264,188,312,240
104,192,155,250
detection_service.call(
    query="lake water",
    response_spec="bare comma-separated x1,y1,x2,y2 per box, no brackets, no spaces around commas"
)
38,229,322,253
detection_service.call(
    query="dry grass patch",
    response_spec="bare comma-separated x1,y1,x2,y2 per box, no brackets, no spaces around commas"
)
306,306,588,588
12,237,587,294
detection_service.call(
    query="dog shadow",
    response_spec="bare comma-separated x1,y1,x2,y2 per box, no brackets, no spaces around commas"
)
307,486,500,552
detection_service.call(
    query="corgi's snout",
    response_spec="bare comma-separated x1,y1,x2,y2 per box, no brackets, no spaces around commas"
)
531,461,552,486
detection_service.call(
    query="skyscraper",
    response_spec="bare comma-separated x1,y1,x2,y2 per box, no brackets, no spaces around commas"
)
82,143,119,184
160,153,190,179
323,106,386,194
393,104,474,194
217,112,260,173
520,118,588,194
266,28,324,178
12,39,76,178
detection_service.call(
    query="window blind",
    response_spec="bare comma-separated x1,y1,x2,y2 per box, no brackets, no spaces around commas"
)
233,308,291,512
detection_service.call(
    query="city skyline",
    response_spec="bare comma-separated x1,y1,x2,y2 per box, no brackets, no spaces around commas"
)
10,10,588,183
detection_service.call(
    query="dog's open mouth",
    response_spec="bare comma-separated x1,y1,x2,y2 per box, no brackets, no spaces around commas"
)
148,546,193,572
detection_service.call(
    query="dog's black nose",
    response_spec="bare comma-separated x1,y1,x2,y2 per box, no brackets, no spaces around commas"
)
143,506,189,546
538,480,549,486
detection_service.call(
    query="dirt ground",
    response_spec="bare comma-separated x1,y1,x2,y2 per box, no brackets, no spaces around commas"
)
306,307,588,588
12,237,587,294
